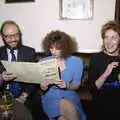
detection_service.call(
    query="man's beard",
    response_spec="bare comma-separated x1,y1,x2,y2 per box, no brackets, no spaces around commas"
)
3,40,22,50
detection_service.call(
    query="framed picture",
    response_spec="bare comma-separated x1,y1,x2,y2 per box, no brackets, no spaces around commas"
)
5,0,35,3
59,0,94,20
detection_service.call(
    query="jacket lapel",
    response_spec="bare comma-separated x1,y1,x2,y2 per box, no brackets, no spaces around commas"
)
1,47,8,60
17,46,24,61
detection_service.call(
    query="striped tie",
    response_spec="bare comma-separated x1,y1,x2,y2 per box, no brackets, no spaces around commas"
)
9,49,21,98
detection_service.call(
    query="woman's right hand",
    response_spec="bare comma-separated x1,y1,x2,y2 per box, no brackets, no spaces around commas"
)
40,83,49,91
2,71,17,81
103,62,119,78
95,62,119,89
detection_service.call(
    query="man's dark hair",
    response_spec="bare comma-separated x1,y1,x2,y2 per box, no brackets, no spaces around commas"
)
0,20,22,49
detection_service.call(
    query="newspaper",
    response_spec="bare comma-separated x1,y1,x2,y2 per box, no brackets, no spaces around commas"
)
1,58,59,85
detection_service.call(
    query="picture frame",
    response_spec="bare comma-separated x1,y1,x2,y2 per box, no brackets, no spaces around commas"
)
5,0,35,3
59,0,94,20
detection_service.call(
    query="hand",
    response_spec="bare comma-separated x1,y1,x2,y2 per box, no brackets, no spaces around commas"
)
103,62,119,78
15,92,28,103
56,80,67,88
40,83,49,91
2,71,17,81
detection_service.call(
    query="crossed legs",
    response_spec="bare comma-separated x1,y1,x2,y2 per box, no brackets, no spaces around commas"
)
58,99,80,120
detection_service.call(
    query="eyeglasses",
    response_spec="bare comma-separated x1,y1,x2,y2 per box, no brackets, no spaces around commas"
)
3,33,20,39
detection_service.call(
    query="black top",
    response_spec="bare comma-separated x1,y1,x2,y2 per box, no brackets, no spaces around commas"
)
88,52,120,92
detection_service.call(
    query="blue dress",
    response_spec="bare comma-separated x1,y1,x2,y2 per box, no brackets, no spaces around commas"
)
41,56,86,120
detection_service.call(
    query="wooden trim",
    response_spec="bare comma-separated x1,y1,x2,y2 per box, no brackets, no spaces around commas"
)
115,0,120,23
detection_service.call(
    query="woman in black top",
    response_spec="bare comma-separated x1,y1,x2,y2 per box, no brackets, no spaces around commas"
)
88,21,120,120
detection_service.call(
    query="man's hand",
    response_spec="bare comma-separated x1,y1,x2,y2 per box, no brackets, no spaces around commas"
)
2,71,17,81
15,92,28,103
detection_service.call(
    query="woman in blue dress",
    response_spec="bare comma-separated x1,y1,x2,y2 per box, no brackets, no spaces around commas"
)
40,30,86,120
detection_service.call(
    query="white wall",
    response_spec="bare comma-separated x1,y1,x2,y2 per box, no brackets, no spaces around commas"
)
0,0,116,53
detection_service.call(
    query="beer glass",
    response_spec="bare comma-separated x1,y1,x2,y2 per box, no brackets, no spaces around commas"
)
0,91,14,120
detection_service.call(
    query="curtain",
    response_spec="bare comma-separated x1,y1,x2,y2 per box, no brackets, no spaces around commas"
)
115,0,120,24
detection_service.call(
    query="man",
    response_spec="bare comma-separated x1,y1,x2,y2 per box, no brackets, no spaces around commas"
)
0,20,48,120
0,20,36,102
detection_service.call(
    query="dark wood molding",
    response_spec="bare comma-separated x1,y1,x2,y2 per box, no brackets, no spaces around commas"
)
115,0,120,23
5,0,34,3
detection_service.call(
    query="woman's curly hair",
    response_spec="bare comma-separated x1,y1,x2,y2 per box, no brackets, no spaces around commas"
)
42,30,77,58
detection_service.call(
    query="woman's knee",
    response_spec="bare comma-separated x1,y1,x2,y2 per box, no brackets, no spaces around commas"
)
60,99,76,112
60,99,80,120
58,115,67,120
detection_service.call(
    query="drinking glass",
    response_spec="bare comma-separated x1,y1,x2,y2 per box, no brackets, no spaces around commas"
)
0,91,14,120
